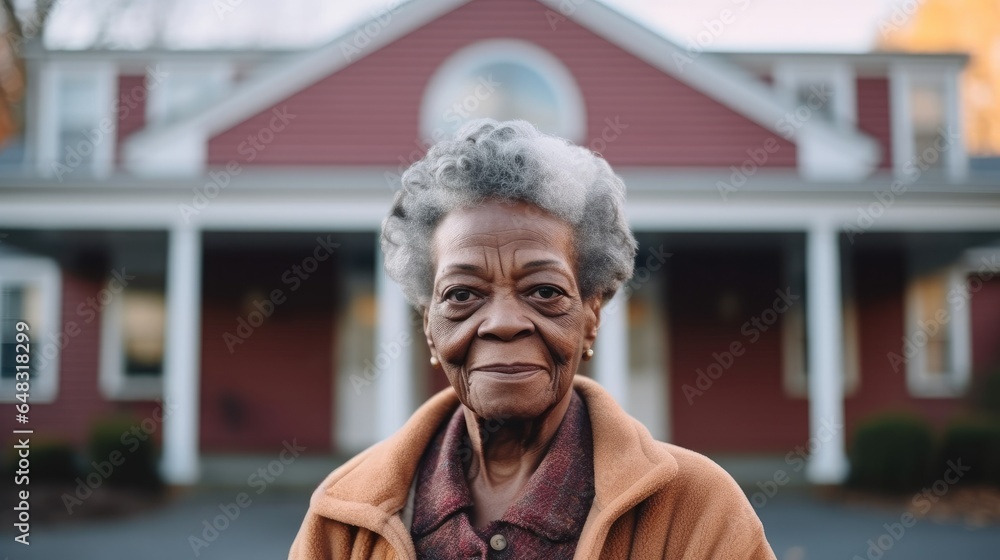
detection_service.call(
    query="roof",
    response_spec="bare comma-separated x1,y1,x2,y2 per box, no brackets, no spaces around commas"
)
120,0,882,180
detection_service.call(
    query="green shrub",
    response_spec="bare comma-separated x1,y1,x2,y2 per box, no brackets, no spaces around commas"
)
4,439,80,484
973,365,1000,417
938,416,1000,487
88,415,163,491
849,412,934,493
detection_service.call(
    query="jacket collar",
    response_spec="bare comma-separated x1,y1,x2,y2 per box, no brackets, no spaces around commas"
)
307,375,678,556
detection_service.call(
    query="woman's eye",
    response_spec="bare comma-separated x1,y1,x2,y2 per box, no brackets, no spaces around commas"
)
532,286,561,299
446,289,474,302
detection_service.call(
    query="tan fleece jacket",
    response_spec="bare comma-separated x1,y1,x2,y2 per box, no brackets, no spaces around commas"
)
288,375,778,559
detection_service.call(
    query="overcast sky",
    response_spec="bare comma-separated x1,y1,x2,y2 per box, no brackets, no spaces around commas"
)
43,0,909,52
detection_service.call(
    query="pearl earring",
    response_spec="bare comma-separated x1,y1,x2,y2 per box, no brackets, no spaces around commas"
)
583,348,594,361
430,356,440,368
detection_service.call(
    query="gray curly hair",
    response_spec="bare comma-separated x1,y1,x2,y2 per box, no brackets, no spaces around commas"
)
380,118,637,310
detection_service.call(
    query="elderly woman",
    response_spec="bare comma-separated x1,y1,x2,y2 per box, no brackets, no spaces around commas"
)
289,120,776,559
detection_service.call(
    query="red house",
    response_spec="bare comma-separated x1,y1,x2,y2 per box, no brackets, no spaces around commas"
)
1,0,999,486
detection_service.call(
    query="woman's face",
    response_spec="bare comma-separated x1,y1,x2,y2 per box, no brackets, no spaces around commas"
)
423,200,601,421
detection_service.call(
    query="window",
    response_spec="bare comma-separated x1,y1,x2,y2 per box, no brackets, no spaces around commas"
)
901,265,972,397
909,78,947,170
421,39,586,143
782,297,861,398
774,62,855,127
889,65,966,181
0,255,61,403
99,276,166,400
782,245,860,397
146,64,232,124
54,64,116,177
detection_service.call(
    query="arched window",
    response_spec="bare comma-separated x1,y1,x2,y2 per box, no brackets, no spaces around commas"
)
420,40,586,143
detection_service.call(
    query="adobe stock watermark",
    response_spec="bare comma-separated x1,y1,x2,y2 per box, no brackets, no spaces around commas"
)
844,126,961,244
750,417,842,509
383,74,502,190
851,458,971,560
350,328,414,395
188,440,306,557
877,0,928,37
179,106,296,223
544,0,585,29
717,83,832,201
602,244,672,316
35,268,135,373
51,65,170,182
7,0,69,54
672,0,754,73
887,253,999,373
338,0,404,62
222,235,340,353
60,399,177,514
683,287,799,403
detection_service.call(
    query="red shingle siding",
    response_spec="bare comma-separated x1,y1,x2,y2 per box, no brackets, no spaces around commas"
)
843,250,993,441
856,77,893,170
667,248,808,453
199,247,335,453
116,75,147,164
207,0,797,169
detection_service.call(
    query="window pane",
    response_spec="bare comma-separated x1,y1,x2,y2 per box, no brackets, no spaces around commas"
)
1,286,24,379
122,290,165,377
910,81,946,168
912,272,950,375
1,285,40,379
795,84,834,122
427,62,561,139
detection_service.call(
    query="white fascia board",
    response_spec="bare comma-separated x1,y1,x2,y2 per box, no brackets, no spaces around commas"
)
539,0,880,178
123,128,207,177
122,0,472,176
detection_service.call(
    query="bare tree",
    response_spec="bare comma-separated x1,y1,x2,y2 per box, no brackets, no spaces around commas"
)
0,0,55,142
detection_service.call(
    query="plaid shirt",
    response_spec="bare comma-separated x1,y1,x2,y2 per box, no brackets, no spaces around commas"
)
411,390,595,559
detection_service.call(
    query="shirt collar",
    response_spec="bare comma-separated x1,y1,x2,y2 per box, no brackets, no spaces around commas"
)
411,389,595,542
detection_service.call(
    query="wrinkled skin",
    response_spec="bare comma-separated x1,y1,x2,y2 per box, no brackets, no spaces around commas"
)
423,200,601,528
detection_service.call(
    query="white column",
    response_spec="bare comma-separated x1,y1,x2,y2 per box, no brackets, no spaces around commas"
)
805,224,849,484
593,290,629,408
161,226,203,485
374,243,414,441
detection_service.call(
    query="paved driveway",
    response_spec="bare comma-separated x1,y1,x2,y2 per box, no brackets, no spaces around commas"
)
2,488,998,559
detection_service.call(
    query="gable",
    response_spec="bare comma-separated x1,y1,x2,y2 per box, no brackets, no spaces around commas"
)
206,0,797,169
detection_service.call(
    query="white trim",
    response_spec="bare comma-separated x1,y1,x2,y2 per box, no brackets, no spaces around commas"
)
31,62,59,177
944,65,968,181
39,61,118,179
903,264,974,398
804,222,849,484
123,0,469,175
160,226,202,484
420,39,586,143
0,255,61,404
773,61,856,126
783,297,860,398
889,63,967,182
536,0,879,180
0,187,999,233
374,240,415,441
594,289,629,409
98,290,164,401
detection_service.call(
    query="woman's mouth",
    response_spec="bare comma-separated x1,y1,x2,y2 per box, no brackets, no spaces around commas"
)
473,364,546,380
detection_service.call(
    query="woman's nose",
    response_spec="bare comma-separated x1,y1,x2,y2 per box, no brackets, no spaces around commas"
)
477,296,535,341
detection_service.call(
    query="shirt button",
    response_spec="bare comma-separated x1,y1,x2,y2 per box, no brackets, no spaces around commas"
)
489,533,507,551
